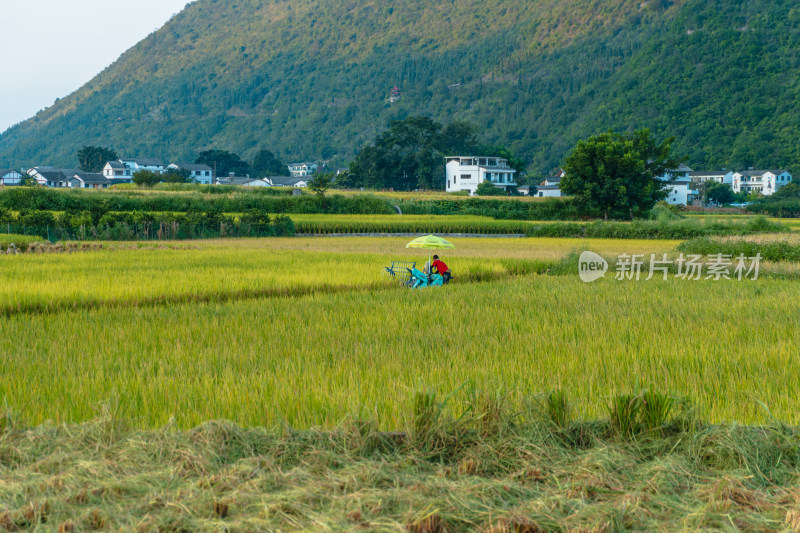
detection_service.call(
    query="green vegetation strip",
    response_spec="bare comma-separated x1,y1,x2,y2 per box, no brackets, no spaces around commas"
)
284,215,788,239
679,235,800,263
2,399,800,531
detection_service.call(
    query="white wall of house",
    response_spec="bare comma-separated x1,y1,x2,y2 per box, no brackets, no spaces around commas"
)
103,163,130,179
166,164,214,184
191,171,213,185
664,182,695,205
0,170,22,185
242,179,271,187
688,171,734,186
445,157,516,195
732,171,792,195
536,186,562,198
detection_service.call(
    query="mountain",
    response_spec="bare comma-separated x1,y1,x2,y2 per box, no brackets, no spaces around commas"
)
1,0,799,175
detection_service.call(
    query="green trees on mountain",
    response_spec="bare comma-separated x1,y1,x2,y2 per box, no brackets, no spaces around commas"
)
78,146,118,172
1,0,799,175
346,117,522,191
251,149,289,177
195,150,249,177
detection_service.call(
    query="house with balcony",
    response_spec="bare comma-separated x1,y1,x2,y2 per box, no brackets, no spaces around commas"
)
288,162,318,177
444,156,516,195
166,163,214,184
732,170,792,196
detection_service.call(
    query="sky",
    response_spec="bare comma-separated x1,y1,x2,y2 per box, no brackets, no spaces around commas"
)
0,0,190,132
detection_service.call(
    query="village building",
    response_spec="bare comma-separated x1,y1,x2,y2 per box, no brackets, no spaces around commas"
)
0,169,23,186
27,166,81,188
516,185,534,196
215,173,253,186
444,156,517,195
535,185,563,198
268,176,311,188
166,163,214,184
657,164,698,206
103,158,165,183
731,170,792,196
688,170,734,186
288,162,318,177
68,172,112,189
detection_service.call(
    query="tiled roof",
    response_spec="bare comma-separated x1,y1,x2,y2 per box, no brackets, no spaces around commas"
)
71,172,111,184
121,158,164,167
269,176,307,186
170,163,213,172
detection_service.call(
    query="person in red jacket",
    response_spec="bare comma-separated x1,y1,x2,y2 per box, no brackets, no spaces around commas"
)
431,255,452,284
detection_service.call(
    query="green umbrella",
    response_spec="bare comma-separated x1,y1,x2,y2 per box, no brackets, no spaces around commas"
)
406,235,455,272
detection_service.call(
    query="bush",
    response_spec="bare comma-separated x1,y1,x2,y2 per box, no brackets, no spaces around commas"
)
475,181,506,196
678,236,800,263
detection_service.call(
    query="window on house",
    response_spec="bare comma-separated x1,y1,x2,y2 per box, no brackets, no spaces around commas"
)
461,174,470,181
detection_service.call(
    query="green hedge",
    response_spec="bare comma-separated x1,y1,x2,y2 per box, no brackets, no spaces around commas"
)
678,237,800,262
748,198,800,217
2,212,295,241
397,197,580,220
525,217,788,239
0,188,395,215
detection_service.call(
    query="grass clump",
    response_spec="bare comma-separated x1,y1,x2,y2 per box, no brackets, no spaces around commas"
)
608,391,677,437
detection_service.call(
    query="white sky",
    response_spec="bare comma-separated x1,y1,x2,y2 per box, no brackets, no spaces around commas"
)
0,0,190,132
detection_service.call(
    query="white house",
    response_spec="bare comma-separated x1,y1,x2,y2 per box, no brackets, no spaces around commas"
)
0,169,22,186
27,166,81,188
167,163,214,184
688,170,734,186
536,185,563,198
530,173,565,197
445,156,516,195
288,162,317,177
68,172,111,189
731,170,792,196
664,181,696,205
102,161,132,182
657,165,698,206
103,158,165,183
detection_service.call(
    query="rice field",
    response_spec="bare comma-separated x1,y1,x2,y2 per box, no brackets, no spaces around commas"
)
0,237,677,314
5,231,800,529
2,265,800,428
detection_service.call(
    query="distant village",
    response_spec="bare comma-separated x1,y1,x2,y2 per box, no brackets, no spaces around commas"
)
0,154,794,207
444,157,794,205
0,159,338,190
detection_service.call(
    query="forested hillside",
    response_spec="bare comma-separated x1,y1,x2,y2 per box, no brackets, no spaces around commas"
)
1,0,798,175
